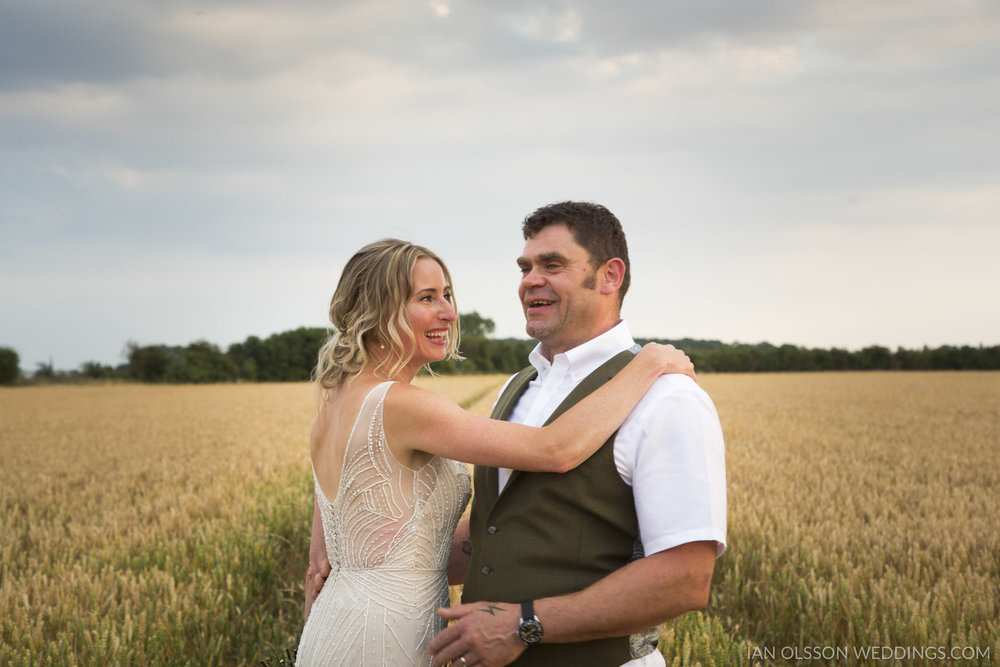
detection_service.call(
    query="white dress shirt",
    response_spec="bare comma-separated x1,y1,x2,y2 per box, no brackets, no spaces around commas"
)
496,321,727,667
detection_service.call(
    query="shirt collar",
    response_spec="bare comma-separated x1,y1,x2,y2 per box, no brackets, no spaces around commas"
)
527,320,636,380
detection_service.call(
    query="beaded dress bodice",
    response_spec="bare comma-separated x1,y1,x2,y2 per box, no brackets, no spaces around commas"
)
297,382,471,666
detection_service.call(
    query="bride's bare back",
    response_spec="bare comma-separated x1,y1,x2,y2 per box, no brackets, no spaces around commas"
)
297,382,471,665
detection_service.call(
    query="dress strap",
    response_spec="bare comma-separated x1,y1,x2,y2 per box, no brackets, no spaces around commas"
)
367,380,395,408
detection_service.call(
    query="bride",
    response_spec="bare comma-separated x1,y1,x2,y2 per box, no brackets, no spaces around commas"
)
295,239,693,666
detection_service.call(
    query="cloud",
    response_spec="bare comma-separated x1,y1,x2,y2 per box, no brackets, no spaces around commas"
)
503,7,582,43
2,0,998,369
430,1,451,18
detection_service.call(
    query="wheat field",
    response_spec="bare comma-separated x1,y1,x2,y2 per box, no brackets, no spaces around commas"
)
1,372,997,665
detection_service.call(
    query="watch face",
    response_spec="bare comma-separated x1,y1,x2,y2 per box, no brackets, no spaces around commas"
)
518,618,544,645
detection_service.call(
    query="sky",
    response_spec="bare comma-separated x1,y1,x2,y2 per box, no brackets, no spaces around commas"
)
2,0,998,372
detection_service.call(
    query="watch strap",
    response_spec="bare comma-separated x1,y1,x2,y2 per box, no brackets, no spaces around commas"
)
517,599,543,646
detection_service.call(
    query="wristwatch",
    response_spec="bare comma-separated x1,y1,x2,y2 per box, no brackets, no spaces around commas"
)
516,600,544,646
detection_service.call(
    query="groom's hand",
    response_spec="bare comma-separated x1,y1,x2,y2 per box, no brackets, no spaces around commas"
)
428,602,525,667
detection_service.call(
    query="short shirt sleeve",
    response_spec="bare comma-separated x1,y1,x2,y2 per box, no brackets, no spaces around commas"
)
615,374,727,557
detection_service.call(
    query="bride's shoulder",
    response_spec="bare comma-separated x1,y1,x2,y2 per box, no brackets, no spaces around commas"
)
383,380,430,407
383,381,459,423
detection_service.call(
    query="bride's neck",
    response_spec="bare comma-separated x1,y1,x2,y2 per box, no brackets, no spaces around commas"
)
357,360,418,386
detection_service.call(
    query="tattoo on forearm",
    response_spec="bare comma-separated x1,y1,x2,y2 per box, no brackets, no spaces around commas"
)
478,605,505,615
461,541,473,556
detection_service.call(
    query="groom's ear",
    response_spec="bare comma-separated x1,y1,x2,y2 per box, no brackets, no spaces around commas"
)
598,258,626,296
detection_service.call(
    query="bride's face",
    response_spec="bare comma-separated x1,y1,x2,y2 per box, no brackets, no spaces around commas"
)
401,257,456,366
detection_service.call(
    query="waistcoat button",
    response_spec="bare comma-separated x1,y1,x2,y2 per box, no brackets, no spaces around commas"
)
487,526,498,534
481,566,492,575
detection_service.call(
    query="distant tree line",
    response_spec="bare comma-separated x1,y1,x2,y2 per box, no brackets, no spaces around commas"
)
636,339,1000,373
2,317,998,386
118,315,529,383
123,328,329,383
0,347,20,385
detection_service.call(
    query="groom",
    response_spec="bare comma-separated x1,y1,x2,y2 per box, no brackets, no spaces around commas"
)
429,201,727,666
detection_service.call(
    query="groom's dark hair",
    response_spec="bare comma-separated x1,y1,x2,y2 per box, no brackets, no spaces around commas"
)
521,201,631,303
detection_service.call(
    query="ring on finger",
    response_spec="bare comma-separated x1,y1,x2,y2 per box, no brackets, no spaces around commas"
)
459,658,469,666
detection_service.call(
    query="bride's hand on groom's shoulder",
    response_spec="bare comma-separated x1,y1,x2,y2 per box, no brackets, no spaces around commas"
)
428,602,525,667
638,342,697,383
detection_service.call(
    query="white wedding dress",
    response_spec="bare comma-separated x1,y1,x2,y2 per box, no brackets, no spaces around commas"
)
297,381,472,666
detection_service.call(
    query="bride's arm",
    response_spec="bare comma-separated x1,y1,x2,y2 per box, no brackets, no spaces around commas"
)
303,497,330,622
383,343,692,472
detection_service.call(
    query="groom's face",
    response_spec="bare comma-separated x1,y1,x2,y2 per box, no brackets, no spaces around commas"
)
517,223,603,358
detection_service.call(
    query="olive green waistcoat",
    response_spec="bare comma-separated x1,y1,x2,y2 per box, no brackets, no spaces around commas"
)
462,351,640,666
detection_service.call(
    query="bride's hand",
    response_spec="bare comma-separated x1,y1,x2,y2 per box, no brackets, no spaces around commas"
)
635,342,697,383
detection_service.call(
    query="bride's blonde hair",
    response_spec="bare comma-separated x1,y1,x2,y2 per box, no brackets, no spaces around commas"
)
314,238,462,393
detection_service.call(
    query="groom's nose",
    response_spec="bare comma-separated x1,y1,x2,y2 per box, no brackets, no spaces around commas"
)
520,266,546,290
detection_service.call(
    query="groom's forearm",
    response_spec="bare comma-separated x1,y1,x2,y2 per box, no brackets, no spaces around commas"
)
429,541,716,666
536,541,716,642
